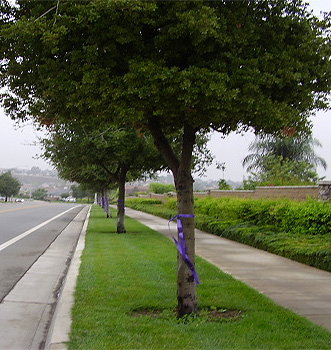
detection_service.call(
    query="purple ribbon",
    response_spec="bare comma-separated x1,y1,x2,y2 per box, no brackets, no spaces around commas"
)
101,197,110,216
117,199,125,210
170,214,200,284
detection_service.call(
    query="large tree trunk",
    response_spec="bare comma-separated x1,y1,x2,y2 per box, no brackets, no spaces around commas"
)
117,168,127,233
174,167,198,317
148,117,198,317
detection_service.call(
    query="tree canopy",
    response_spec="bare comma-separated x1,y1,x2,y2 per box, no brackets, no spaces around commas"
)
32,187,48,200
243,133,327,170
1,0,330,317
42,121,166,232
0,171,21,201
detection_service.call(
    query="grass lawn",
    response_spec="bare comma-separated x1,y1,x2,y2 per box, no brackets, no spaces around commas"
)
69,205,331,349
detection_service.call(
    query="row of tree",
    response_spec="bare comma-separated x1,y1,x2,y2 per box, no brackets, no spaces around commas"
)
1,0,330,317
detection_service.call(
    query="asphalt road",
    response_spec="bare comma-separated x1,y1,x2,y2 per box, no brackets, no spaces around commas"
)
0,200,85,302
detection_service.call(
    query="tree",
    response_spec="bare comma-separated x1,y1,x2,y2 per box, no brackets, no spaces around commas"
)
71,184,87,201
218,179,232,190
1,0,330,317
32,187,48,200
42,122,166,232
0,171,20,201
216,162,232,190
243,134,327,174
244,154,321,187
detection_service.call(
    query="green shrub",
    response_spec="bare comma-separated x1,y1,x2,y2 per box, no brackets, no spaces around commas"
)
149,182,176,194
125,197,176,220
165,197,177,210
278,199,331,235
126,198,163,205
196,197,331,236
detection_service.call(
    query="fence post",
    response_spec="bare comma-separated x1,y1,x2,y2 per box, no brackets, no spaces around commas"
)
318,181,331,201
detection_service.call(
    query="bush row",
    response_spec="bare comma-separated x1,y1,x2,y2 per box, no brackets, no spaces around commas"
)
193,197,331,236
125,197,331,272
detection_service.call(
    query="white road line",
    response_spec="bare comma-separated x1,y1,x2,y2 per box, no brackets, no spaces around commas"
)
0,205,81,252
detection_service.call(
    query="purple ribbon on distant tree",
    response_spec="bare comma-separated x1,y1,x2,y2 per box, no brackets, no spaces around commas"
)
101,197,110,217
170,214,200,284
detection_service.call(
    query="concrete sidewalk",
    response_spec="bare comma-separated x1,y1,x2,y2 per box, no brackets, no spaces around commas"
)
125,207,331,332
0,205,90,350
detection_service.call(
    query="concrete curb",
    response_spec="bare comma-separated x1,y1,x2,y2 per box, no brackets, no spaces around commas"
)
46,205,91,350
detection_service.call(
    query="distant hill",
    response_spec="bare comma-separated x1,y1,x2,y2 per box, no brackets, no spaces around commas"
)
0,167,73,196
129,173,242,192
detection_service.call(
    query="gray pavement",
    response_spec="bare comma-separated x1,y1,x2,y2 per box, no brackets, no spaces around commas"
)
0,205,90,350
125,207,331,332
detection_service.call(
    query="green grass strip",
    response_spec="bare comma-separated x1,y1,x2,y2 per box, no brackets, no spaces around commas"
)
69,205,331,349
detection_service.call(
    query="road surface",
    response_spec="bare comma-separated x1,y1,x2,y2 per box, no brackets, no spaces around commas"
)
0,200,85,301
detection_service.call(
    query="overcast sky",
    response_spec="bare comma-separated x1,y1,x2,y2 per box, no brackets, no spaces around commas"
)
0,0,330,182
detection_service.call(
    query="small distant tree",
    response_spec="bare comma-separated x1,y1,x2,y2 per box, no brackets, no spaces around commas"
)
246,154,320,187
216,162,231,190
0,171,21,201
71,184,87,201
32,188,48,200
218,179,232,190
243,134,327,172
61,192,70,199
149,182,176,194
243,134,327,186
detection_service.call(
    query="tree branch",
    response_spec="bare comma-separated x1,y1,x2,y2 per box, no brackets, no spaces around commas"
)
98,161,117,183
148,116,180,177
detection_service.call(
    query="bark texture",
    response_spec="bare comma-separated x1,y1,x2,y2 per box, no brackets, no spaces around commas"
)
117,168,126,233
175,169,198,317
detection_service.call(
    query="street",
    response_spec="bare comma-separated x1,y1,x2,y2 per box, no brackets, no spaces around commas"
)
0,201,85,301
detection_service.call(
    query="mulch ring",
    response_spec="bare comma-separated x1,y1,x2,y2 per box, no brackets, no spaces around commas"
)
207,308,243,321
131,308,164,318
130,307,243,322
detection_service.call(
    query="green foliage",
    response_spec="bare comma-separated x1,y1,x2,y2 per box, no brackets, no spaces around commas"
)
125,198,175,221
243,134,327,186
149,182,175,194
126,198,163,206
32,187,48,200
249,155,319,186
42,123,164,193
1,0,330,184
69,205,331,349
194,197,331,236
71,184,87,199
0,171,21,200
218,179,232,190
243,134,327,173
